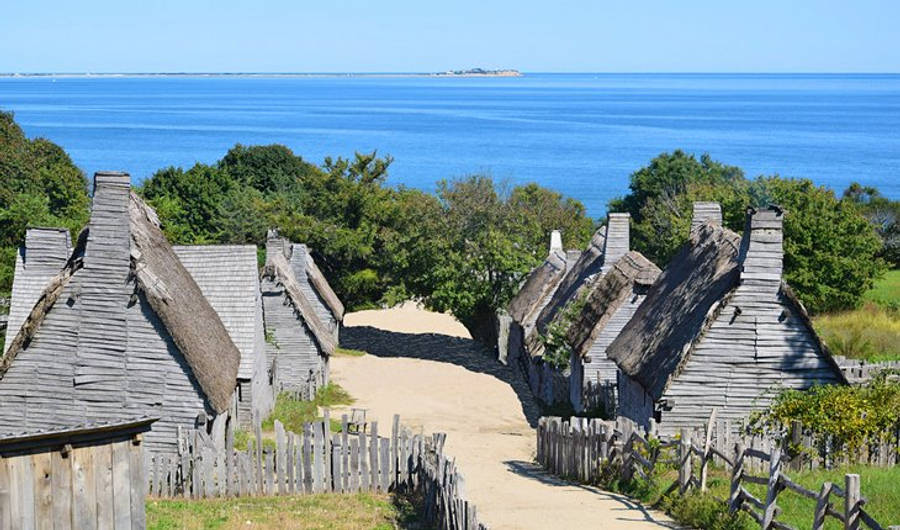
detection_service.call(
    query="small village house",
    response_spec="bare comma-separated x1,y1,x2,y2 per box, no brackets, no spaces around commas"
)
608,204,846,436
173,245,274,429
261,232,342,396
0,173,241,454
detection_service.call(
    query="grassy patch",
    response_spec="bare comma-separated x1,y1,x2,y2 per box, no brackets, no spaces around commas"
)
261,383,354,434
814,303,900,362
146,492,411,529
864,269,900,308
334,346,367,357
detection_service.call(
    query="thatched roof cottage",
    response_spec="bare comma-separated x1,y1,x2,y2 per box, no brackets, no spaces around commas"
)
565,251,660,414
0,173,240,454
261,233,340,396
608,205,846,436
172,245,274,429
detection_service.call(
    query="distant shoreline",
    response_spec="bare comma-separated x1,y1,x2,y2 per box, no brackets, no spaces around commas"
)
0,70,523,79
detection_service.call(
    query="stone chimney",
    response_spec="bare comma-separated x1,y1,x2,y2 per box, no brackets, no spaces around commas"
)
691,202,722,232
602,213,630,272
549,230,563,255
740,206,784,294
266,229,290,261
85,172,132,281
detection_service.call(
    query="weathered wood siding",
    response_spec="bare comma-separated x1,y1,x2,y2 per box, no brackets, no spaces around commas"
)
616,371,655,432
0,174,218,456
173,245,274,429
573,291,647,413
3,228,71,354
261,277,327,394
600,213,629,274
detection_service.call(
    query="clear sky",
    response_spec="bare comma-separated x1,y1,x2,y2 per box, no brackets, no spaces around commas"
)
1,0,897,73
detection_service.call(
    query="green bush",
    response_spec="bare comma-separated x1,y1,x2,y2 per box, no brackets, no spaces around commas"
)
749,374,900,454
659,491,754,530
262,383,354,434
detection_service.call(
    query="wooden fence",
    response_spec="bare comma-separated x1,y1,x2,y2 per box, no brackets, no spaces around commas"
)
147,413,486,530
0,417,155,530
834,356,900,385
536,416,898,530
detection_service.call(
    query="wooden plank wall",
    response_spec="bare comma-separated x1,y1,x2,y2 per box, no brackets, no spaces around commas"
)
146,415,487,530
0,437,146,530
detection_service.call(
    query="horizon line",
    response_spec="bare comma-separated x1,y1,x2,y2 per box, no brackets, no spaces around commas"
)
2,71,899,76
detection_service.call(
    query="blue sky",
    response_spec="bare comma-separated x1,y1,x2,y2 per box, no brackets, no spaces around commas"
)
1,0,897,73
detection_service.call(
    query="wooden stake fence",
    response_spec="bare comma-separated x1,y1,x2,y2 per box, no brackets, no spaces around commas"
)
537,416,897,530
147,414,487,530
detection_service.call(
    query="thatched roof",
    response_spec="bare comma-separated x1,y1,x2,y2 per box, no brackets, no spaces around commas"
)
534,227,608,334
297,247,345,321
607,222,743,400
507,250,568,326
173,245,263,379
566,251,661,359
130,193,241,413
263,250,337,356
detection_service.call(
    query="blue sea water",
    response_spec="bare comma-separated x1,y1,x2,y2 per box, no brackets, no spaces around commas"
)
1,73,898,218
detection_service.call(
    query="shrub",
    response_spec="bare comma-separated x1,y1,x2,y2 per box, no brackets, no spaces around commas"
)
659,491,754,530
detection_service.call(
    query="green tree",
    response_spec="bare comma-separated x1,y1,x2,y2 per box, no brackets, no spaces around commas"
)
0,111,90,302
611,151,885,314
842,182,900,267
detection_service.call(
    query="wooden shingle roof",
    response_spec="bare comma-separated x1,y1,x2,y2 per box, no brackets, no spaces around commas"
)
173,245,262,379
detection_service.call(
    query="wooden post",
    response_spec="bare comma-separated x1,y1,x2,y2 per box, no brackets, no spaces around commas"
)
813,481,832,530
701,408,717,492
679,428,691,493
763,446,782,530
844,474,860,530
225,418,234,497
253,413,263,495
728,441,744,513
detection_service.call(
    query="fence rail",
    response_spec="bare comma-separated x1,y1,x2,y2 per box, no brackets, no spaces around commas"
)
148,413,486,530
537,415,898,530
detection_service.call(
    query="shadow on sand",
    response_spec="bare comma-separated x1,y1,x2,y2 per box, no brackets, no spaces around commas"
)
341,325,542,426
502,460,681,528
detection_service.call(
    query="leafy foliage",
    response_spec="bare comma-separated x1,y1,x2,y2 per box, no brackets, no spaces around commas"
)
540,292,589,369
0,111,90,302
843,182,900,267
749,373,900,454
610,150,886,314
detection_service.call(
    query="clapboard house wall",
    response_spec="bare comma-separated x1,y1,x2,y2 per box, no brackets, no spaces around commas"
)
261,277,325,392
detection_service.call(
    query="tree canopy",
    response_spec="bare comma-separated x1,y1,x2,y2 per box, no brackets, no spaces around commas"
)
0,111,90,301
610,150,886,314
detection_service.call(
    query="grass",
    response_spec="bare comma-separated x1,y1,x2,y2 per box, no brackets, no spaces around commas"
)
262,383,354,434
814,303,900,362
333,347,367,357
864,269,900,308
146,492,419,529
631,464,900,530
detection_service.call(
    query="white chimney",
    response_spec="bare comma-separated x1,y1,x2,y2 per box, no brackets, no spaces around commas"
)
549,230,563,255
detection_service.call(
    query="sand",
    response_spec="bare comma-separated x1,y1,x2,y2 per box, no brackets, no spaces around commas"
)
332,303,674,529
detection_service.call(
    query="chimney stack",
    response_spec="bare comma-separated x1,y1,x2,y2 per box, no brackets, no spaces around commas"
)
549,230,563,255
24,228,71,269
266,229,290,261
740,206,784,294
85,172,132,280
602,213,630,272
691,202,722,232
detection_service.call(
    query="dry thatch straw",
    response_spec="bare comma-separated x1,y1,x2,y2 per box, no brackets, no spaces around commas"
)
303,252,345,321
129,192,240,413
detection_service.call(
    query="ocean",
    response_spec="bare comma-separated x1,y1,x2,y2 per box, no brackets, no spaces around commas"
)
1,73,898,218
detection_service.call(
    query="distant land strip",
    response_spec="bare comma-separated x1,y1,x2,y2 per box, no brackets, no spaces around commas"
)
0,69,523,78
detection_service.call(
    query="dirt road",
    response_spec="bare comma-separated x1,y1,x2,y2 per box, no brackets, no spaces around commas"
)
331,304,675,530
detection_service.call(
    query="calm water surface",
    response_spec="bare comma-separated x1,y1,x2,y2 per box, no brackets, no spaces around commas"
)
1,73,898,218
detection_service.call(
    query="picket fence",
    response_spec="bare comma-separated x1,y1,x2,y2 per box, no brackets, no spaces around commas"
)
147,413,486,530
536,416,898,530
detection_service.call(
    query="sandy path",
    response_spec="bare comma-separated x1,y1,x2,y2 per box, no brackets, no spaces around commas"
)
333,304,675,530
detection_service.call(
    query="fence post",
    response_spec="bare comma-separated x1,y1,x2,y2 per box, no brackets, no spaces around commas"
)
701,409,717,492
679,428,692,493
622,432,634,483
812,481,832,530
763,446,782,530
728,441,744,513
844,474,860,530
